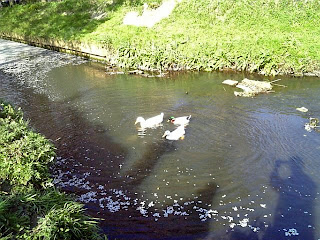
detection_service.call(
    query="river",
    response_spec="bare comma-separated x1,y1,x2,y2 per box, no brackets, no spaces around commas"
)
1,39,320,240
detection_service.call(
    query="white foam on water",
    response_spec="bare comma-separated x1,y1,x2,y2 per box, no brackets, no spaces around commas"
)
0,39,87,99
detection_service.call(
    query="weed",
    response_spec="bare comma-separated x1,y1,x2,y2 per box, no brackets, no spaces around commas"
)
0,101,104,240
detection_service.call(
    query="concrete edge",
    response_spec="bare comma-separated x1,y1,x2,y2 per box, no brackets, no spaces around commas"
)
0,32,116,64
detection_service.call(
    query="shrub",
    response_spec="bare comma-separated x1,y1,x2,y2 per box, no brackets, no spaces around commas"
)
0,101,104,240
0,102,55,190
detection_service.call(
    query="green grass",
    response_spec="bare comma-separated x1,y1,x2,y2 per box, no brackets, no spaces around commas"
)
0,105,54,190
0,101,104,240
0,190,103,240
0,0,320,75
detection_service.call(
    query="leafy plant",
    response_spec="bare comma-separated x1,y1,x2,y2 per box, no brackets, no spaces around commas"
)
0,102,23,120
30,201,101,240
0,101,105,240
0,103,55,190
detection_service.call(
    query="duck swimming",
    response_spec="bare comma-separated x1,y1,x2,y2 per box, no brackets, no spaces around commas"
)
135,112,164,129
162,125,185,140
167,115,191,126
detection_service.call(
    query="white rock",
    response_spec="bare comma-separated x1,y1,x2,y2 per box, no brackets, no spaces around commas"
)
296,107,308,112
222,79,239,86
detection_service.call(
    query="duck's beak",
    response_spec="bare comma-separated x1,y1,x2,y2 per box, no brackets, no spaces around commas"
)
134,121,138,125
162,133,166,138
167,119,170,122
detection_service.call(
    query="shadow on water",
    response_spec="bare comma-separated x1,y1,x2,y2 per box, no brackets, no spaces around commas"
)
115,139,218,239
5,84,218,239
124,140,176,187
157,182,218,240
116,121,218,239
227,230,259,240
263,156,316,240
226,156,316,240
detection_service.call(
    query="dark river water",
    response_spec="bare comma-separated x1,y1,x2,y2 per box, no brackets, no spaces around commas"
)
1,39,320,240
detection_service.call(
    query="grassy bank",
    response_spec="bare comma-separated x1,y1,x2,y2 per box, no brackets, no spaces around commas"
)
0,101,104,240
0,0,320,76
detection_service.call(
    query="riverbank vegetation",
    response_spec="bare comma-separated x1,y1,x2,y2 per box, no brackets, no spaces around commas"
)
0,101,104,239
0,0,320,76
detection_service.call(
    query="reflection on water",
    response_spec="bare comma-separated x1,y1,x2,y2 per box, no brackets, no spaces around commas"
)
1,39,320,239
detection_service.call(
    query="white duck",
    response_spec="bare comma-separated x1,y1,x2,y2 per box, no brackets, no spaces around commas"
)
162,125,185,140
135,112,164,129
167,115,191,126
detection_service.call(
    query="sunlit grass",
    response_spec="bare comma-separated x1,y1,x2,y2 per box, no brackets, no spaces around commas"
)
0,102,55,190
0,0,320,75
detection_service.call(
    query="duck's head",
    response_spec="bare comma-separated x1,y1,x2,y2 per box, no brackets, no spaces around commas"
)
135,117,145,125
162,130,170,138
167,116,175,123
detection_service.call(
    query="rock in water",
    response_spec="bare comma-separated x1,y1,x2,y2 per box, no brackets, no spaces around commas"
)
296,107,308,113
222,79,239,86
234,78,273,97
310,118,319,127
305,117,319,132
